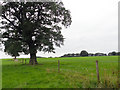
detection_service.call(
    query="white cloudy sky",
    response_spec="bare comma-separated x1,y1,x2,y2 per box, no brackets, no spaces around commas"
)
0,0,119,58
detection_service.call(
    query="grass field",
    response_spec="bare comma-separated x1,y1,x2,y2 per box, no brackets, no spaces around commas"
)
1,56,119,88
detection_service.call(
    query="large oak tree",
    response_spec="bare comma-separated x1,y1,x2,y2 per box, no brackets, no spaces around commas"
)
0,1,72,64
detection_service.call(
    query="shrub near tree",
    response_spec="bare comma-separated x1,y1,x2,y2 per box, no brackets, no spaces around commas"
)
4,39,22,60
1,2,72,65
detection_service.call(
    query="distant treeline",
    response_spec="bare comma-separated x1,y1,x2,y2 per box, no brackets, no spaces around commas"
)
61,50,120,57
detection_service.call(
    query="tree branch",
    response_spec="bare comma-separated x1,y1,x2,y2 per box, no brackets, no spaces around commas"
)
2,15,18,29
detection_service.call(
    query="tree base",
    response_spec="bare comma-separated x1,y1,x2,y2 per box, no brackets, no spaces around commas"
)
29,52,38,65
29,59,38,65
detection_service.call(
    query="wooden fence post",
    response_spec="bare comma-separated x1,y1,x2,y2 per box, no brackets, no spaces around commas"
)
25,59,26,64
58,60,60,73
22,59,24,64
96,60,100,83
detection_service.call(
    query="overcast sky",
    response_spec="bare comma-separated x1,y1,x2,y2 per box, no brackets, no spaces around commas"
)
0,0,119,58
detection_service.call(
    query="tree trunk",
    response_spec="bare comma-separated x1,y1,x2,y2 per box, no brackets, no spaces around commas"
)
29,53,38,65
14,56,16,59
14,56,16,61
28,40,38,65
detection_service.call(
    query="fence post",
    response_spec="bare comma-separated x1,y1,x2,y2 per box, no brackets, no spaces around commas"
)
96,60,100,83
25,59,26,64
22,59,24,64
58,60,60,73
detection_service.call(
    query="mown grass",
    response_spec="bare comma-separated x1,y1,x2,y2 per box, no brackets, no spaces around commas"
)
1,56,118,88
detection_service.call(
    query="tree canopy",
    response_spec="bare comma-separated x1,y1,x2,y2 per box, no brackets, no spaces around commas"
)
0,1,72,64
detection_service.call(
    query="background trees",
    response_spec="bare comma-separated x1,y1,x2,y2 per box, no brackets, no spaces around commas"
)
108,51,118,56
61,51,119,57
117,52,120,56
80,50,88,57
0,2,72,64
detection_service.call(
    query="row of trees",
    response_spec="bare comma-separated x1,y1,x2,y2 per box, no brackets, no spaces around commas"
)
61,50,120,57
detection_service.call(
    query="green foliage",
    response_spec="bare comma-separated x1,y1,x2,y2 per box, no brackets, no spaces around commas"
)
0,2,72,55
4,39,22,57
2,56,118,88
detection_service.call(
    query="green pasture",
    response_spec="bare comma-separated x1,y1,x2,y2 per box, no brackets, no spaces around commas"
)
1,56,119,88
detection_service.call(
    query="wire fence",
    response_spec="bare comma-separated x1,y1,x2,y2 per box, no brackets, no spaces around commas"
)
14,59,118,74
2,58,119,87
